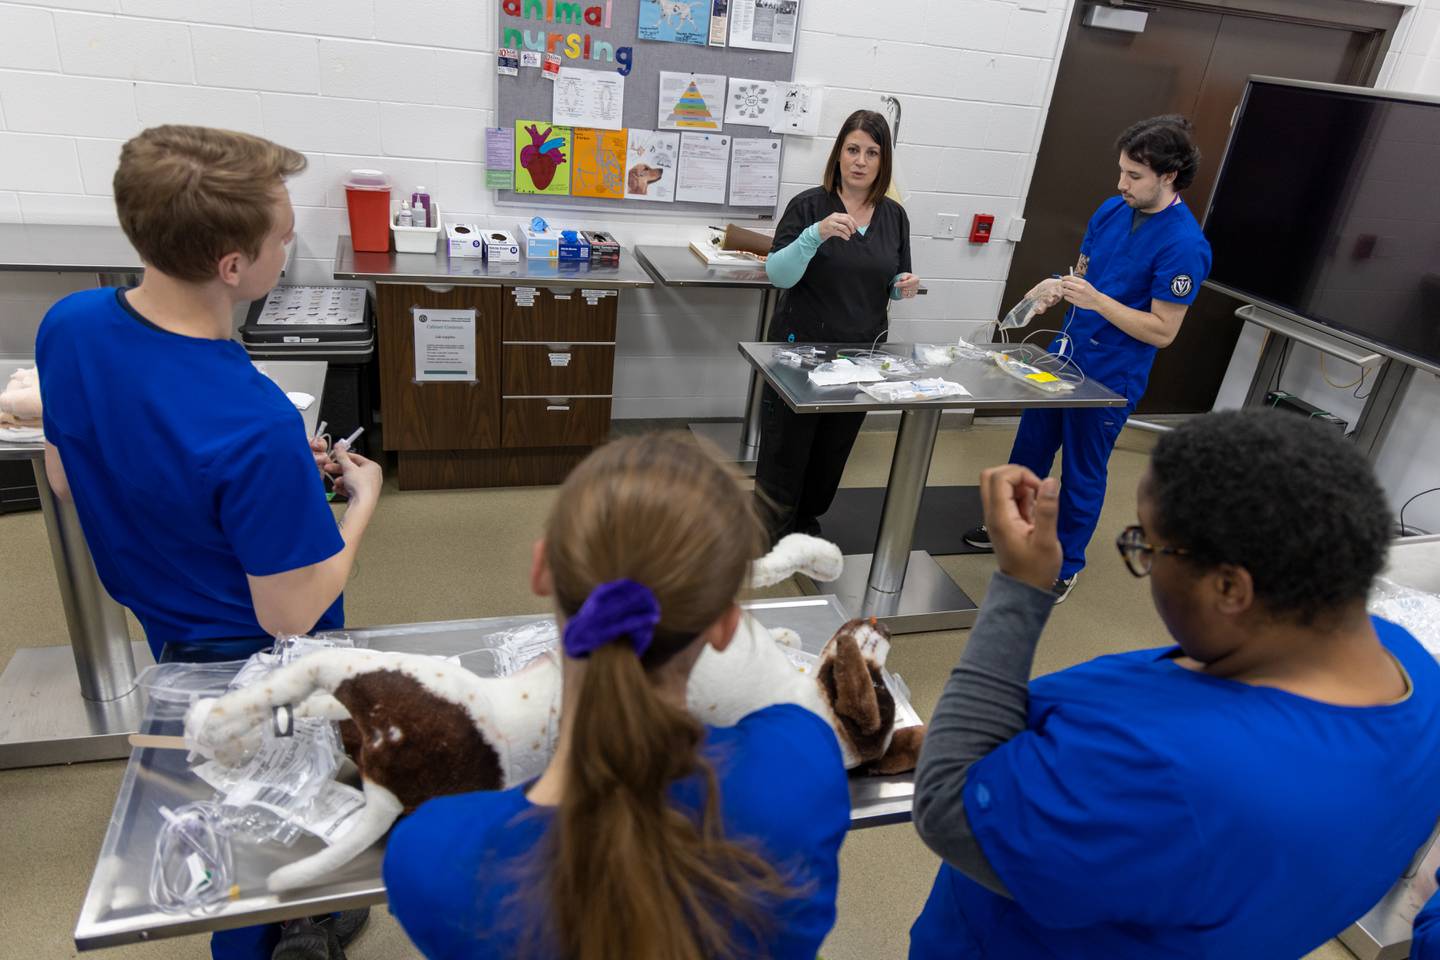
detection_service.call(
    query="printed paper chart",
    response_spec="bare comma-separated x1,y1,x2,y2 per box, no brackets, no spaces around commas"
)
725,77,779,127
514,120,572,195
658,71,725,131
638,0,710,46
571,128,627,200
625,128,680,202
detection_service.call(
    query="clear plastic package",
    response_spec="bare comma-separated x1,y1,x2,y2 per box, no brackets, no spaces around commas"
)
470,619,560,676
137,661,250,720
860,378,970,402
1369,578,1440,659
993,351,1077,393
150,802,235,915
808,359,886,386
215,716,344,847
773,345,827,368
914,343,965,366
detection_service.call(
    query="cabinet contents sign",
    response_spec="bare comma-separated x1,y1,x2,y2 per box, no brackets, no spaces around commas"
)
413,307,477,381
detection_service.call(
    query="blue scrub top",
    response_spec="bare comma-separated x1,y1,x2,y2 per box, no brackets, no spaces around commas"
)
1414,872,1440,960
1058,195,1212,406
36,288,344,658
384,704,851,960
911,617,1440,960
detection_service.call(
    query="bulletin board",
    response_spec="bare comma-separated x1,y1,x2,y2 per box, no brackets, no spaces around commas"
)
494,0,799,219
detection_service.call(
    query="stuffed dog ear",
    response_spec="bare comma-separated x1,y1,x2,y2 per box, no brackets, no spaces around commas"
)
828,632,883,735
862,724,925,776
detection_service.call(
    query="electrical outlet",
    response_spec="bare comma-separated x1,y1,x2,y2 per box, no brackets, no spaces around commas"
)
936,213,960,239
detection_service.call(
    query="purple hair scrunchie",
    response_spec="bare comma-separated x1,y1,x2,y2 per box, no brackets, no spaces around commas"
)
562,579,661,660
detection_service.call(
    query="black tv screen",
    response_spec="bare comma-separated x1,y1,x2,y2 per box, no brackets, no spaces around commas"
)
1204,78,1440,374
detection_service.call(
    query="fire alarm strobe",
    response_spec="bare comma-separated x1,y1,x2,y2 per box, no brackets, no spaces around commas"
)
970,214,995,243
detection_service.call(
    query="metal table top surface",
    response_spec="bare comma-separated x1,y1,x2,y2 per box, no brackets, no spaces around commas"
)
0,223,144,273
333,236,654,289
0,358,326,460
634,245,771,288
0,223,292,276
75,595,920,949
740,341,1129,414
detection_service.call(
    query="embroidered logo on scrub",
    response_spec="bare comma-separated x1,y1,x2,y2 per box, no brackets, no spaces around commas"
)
1170,274,1194,297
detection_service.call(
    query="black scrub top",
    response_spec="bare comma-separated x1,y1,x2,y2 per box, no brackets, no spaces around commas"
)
769,186,912,344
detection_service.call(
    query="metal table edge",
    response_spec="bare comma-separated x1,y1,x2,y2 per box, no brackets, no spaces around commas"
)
632,245,772,289
735,342,1129,414
332,236,655,290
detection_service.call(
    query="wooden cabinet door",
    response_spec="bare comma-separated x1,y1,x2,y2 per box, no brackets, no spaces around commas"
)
501,343,615,396
376,284,502,450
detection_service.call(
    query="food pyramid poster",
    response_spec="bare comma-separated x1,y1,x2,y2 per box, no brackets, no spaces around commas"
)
664,78,720,130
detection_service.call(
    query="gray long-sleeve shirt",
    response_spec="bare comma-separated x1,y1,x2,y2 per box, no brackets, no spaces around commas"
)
912,571,1055,896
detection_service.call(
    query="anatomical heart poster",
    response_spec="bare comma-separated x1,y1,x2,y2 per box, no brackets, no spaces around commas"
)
514,120,572,195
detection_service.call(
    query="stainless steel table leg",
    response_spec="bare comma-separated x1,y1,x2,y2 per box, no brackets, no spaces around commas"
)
32,457,136,702
690,287,773,474
866,408,941,600
738,287,774,458
1241,330,1292,409
804,406,980,633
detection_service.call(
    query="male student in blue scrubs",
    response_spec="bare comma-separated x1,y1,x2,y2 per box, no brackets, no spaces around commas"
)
965,115,1212,603
36,126,381,959
913,410,1440,959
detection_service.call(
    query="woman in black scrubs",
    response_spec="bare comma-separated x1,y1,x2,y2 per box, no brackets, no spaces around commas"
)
755,109,920,544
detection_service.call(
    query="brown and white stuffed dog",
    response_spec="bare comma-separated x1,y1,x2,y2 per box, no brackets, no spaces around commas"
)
183,534,924,892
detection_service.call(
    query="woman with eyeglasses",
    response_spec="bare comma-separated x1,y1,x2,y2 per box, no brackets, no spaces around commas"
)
907,409,1440,959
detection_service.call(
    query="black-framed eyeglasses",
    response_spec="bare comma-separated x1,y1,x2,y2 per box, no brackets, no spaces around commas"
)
1115,525,1190,578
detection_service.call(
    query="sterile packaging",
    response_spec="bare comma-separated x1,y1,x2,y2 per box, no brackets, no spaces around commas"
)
475,619,561,676
482,229,520,262
808,359,885,386
214,716,345,847
859,378,971,402
914,344,965,366
149,802,235,915
774,345,826,368
446,223,486,259
846,353,922,379
993,351,1076,393
137,661,251,720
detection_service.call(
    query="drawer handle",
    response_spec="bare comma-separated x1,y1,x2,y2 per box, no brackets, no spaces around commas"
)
546,403,571,411
424,284,456,293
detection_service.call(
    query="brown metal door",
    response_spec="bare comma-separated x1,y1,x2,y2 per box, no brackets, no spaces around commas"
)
1001,0,1394,414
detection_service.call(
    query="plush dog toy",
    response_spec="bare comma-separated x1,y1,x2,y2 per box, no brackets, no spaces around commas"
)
183,534,924,892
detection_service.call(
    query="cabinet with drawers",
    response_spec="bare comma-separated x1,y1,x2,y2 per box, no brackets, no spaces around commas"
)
375,282,619,489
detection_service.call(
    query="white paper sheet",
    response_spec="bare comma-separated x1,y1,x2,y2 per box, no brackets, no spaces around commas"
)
729,0,799,52
725,76,780,127
624,129,680,202
412,307,477,381
771,82,823,136
552,66,625,130
657,71,725,131
728,137,781,207
676,132,731,204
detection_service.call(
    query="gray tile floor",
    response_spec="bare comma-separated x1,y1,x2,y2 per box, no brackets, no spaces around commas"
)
0,422,1355,959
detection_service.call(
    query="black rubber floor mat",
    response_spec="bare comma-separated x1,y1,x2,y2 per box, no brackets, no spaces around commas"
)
818,485,987,556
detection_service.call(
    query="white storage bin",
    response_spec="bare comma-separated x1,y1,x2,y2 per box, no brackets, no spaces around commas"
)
392,202,442,254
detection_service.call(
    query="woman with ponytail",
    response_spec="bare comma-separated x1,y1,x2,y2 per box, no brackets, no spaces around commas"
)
383,433,852,960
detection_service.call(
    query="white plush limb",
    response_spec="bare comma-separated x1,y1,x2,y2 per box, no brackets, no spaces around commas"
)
266,780,405,892
295,692,351,722
749,534,843,588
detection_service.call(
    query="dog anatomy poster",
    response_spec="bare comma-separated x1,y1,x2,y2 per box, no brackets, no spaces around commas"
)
624,128,679,202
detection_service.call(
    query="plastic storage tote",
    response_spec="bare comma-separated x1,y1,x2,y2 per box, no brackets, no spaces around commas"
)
392,203,442,254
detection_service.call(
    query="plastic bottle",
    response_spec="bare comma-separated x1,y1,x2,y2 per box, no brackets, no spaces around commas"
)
396,200,414,228
411,187,431,228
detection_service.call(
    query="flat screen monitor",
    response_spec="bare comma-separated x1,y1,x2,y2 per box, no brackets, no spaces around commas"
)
1203,77,1440,375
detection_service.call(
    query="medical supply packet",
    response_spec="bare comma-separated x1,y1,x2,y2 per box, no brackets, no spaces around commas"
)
860,378,971,402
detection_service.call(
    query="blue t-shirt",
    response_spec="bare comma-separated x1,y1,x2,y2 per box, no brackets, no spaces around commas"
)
1058,195,1212,406
1414,871,1440,960
911,618,1440,960
384,704,851,960
36,288,344,657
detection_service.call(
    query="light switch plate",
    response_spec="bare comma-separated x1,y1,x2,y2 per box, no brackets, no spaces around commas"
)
936,213,961,239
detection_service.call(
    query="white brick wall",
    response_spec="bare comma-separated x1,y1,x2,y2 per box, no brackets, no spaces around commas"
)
0,0,1078,420
1212,0,1440,535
